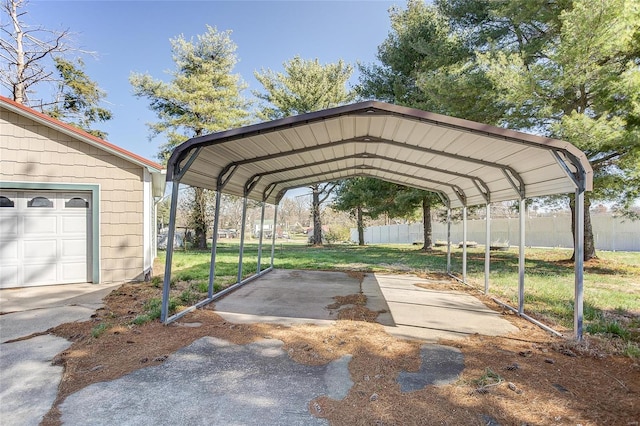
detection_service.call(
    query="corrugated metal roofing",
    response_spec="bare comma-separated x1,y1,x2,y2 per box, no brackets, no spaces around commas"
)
167,101,592,208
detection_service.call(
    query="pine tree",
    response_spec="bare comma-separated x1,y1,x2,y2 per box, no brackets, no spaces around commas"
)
130,26,250,249
254,56,354,245
48,57,112,139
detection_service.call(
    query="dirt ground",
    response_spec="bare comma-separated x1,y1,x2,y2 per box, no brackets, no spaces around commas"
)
41,272,639,426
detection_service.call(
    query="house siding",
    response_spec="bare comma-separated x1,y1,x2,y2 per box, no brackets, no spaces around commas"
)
1,108,146,283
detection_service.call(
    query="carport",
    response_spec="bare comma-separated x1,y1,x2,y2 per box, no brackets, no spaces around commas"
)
162,101,593,339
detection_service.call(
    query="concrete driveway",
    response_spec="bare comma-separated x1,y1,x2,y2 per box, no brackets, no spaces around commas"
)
0,270,517,425
0,282,121,426
214,270,518,342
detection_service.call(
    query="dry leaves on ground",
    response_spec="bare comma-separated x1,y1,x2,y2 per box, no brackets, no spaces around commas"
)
42,274,639,426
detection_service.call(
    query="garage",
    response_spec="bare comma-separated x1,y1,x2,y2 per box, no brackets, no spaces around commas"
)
0,190,92,288
2,95,166,286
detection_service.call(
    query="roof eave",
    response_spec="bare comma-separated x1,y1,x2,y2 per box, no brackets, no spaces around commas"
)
1,96,164,173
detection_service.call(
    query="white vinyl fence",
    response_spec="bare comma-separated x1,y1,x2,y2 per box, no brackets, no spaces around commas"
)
351,214,640,251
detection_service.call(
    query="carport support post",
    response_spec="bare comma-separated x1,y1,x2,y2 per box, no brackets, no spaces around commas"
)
237,196,248,284
208,190,222,298
257,202,266,273
518,197,526,315
574,188,585,340
446,207,451,274
462,206,468,282
161,182,180,323
270,204,278,267
485,203,490,294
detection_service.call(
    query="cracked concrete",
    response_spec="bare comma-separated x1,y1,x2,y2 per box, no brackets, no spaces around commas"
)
0,271,519,425
0,282,120,426
60,337,352,426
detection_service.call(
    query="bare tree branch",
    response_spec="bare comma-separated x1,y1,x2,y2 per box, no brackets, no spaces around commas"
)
1,0,74,105
319,182,338,204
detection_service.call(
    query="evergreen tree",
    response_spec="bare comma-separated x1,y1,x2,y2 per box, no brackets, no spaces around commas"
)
358,0,504,124
130,26,250,249
48,57,112,139
438,0,640,260
333,177,440,250
254,56,355,245
332,178,397,245
360,0,640,260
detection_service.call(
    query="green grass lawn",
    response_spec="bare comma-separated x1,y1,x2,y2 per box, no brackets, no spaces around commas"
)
156,242,640,354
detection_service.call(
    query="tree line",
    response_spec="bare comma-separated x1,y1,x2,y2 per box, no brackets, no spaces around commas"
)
2,0,638,260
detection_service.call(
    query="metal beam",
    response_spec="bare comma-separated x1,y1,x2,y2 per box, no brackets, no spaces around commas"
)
273,174,460,210
174,147,202,181
435,191,452,275
275,190,287,205
502,168,525,199
473,179,490,204
435,191,450,208
257,202,266,273
218,163,239,191
261,165,468,206
161,182,180,323
492,297,563,337
237,196,248,284
262,183,279,204
485,203,491,294
518,198,526,314
245,174,262,196
452,186,467,206
552,149,592,192
218,137,524,192
242,152,492,200
574,188,585,340
462,206,468,282
270,204,278,267
552,149,588,336
164,267,277,324
208,190,222,298
446,207,452,274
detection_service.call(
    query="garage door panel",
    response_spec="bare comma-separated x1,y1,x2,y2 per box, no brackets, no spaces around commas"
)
0,239,19,261
0,216,18,235
61,215,87,234
24,239,57,260
0,265,19,287
24,215,57,235
62,239,87,257
62,262,88,281
23,263,58,285
0,191,91,288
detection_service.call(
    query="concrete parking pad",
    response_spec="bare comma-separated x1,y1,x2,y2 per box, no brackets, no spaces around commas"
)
215,270,517,342
372,273,518,342
214,269,365,325
60,336,352,426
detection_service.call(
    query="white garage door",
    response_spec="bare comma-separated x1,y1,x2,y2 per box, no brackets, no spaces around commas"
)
0,191,91,288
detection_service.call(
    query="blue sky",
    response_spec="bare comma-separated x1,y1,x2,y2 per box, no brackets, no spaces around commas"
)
17,0,400,162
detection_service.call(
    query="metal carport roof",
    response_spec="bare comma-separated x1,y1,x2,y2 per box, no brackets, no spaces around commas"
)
167,101,592,208
162,101,593,340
